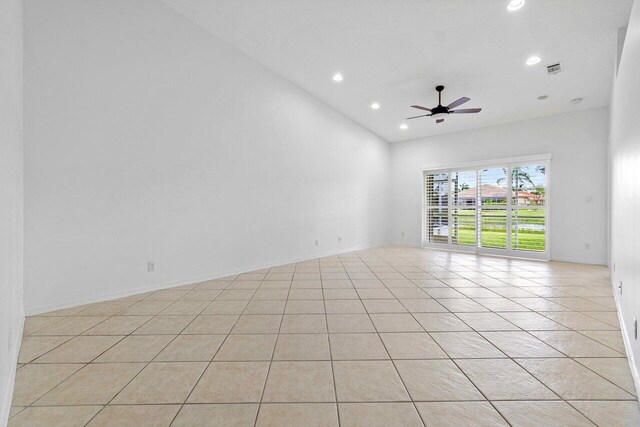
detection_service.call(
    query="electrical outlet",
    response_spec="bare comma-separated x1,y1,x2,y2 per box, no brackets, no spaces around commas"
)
147,261,156,272
401,231,405,237
584,243,591,250
315,240,319,246
338,236,342,243
585,195,593,203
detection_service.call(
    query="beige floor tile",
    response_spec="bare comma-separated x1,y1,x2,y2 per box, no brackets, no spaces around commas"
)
413,313,471,332
293,280,323,289
457,358,557,400
132,315,195,335
436,298,489,312
389,288,429,299
154,334,225,361
476,298,528,312
214,334,277,361
399,299,448,313
181,314,238,334
329,333,389,360
172,404,258,427
8,406,102,427
496,312,567,331
87,405,180,427
263,361,335,402
252,289,289,300
217,289,256,300
327,314,376,333
395,359,483,401
531,330,624,357
83,316,152,335
380,332,447,359
541,312,618,331
493,401,595,427
415,402,508,427
363,299,408,313
322,279,353,289
8,406,24,419
569,401,640,427
112,362,207,404
579,329,625,351
339,403,422,427
120,301,173,315
289,289,324,300
284,300,325,314
76,301,133,316
232,315,282,334
18,336,72,363
281,314,328,333
324,300,366,314
516,358,635,400
33,316,109,336
430,332,505,358
34,336,123,363
39,305,88,317
160,300,211,315
182,289,223,300
243,300,286,314
188,361,269,403
12,364,83,406
35,363,145,405
575,357,637,395
323,289,358,300
274,334,331,361
356,289,395,299
23,317,66,336
333,361,409,402
456,312,520,331
481,331,564,357
257,403,338,427
95,335,174,362
369,313,423,332
145,290,190,301
201,300,248,314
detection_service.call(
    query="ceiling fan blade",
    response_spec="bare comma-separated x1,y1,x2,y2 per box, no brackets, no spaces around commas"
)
406,114,431,119
446,97,470,109
436,119,444,123
450,108,482,114
411,105,432,112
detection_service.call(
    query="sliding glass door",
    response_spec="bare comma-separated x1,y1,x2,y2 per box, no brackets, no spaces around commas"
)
423,158,549,260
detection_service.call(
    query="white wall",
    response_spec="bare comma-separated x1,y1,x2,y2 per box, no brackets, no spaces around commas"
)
23,0,389,314
610,0,640,393
390,107,609,265
0,0,24,423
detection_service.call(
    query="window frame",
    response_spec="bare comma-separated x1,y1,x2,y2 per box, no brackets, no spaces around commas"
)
422,154,551,261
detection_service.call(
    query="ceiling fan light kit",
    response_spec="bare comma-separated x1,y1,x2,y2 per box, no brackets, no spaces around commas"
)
407,85,482,124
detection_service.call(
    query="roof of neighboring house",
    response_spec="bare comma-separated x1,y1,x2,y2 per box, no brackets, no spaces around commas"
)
458,184,544,200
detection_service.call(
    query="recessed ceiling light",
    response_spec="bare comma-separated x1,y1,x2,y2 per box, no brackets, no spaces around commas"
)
507,0,525,11
399,123,408,130
371,102,380,110
570,97,583,104
526,56,541,66
537,95,548,100
332,73,343,82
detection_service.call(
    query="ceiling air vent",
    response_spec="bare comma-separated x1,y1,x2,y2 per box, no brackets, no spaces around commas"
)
546,62,563,75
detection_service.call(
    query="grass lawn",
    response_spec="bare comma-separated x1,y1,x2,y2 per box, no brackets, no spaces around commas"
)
455,228,545,251
452,208,545,251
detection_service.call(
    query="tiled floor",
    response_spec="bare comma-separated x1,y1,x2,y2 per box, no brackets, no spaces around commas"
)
9,245,640,426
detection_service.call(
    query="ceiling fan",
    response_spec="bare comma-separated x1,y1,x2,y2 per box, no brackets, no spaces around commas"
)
407,85,482,123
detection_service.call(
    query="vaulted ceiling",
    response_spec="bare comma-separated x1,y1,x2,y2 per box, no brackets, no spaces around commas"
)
162,0,632,142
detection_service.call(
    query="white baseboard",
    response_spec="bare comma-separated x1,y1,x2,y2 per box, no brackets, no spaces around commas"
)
25,242,387,316
1,313,24,426
611,280,640,401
